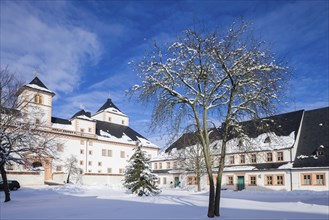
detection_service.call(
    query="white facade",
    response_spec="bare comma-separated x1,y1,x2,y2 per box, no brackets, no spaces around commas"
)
151,108,329,192
6,78,160,186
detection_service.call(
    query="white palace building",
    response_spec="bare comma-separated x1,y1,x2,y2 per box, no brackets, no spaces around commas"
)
5,77,160,186
4,76,329,192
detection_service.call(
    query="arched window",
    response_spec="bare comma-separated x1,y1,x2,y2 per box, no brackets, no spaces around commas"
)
34,94,43,104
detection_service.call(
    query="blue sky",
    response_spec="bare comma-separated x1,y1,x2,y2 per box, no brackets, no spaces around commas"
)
1,0,328,148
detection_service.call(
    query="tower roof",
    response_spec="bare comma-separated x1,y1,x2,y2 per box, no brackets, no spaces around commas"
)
24,77,55,95
71,109,92,119
97,98,121,113
29,77,49,90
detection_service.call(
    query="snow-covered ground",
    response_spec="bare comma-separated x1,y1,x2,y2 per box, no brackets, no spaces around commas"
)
1,185,328,219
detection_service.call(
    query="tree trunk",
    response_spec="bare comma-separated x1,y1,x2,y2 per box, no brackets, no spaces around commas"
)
196,156,201,192
207,177,215,218
66,167,71,183
0,164,11,202
214,153,225,216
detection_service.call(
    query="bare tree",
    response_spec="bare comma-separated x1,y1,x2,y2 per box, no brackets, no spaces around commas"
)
64,155,80,184
129,21,288,217
0,66,57,202
167,126,219,192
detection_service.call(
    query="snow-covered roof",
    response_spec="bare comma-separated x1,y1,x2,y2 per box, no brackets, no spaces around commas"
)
224,165,256,171
71,110,94,121
96,120,159,149
166,109,304,154
96,99,123,114
104,107,127,116
24,77,55,95
293,107,329,168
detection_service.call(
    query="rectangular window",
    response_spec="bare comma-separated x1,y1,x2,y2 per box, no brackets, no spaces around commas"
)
88,128,92,132
249,176,257,186
80,140,85,145
122,120,125,125
159,163,162,169
240,155,245,164
102,149,106,156
107,168,112,173
120,151,125,158
80,160,83,165
166,162,171,169
187,176,197,185
108,117,111,122
108,150,112,157
251,154,257,163
227,176,234,185
173,161,177,169
98,162,102,167
229,156,235,164
276,175,284,185
56,166,62,172
57,144,64,152
163,177,167,184
88,161,92,166
316,174,325,185
89,150,92,155
6,164,14,170
80,129,85,133
119,168,125,174
80,149,84,154
277,152,284,161
267,153,273,162
154,163,158,170
98,170,101,173
302,174,311,185
266,175,273,185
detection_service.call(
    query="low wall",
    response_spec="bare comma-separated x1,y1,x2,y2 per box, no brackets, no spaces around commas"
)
4,171,44,186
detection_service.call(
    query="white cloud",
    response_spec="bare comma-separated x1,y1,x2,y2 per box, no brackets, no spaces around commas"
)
0,2,102,93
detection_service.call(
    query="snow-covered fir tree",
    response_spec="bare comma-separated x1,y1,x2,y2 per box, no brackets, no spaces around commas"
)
123,141,160,196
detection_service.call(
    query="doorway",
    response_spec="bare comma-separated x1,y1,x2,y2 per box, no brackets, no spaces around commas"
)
237,176,245,191
174,176,180,187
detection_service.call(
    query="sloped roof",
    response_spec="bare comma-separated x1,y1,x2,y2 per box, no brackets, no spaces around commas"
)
166,110,304,153
96,120,147,142
97,99,121,113
24,77,55,95
71,110,92,119
51,117,71,125
293,107,329,167
28,77,49,90
165,128,220,153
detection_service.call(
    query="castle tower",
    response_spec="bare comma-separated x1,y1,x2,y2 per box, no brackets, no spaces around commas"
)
92,98,129,126
18,77,55,127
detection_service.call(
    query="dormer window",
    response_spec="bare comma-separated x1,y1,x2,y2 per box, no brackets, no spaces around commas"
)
264,136,271,143
34,94,43,104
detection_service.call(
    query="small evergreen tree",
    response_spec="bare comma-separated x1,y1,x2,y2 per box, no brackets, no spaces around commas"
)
123,141,160,196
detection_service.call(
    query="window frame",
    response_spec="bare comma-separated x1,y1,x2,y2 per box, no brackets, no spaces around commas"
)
277,151,284,161
227,176,234,185
266,152,273,162
249,175,257,186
